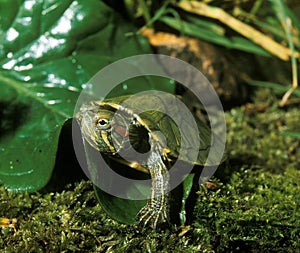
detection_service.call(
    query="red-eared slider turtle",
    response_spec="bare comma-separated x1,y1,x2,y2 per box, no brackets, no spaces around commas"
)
76,93,223,229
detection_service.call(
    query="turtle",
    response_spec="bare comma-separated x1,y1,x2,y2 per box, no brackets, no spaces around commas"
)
75,93,224,229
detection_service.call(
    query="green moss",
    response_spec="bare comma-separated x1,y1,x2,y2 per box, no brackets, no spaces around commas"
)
194,168,300,252
226,89,299,174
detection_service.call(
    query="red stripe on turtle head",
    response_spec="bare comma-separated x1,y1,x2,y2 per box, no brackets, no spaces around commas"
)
113,124,129,137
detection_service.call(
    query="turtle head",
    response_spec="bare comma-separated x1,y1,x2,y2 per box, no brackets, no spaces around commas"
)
76,101,131,155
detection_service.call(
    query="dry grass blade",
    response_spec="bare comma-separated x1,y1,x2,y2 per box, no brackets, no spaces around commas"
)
280,83,298,106
177,1,299,61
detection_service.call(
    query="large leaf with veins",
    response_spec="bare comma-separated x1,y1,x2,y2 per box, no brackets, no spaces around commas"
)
0,0,170,191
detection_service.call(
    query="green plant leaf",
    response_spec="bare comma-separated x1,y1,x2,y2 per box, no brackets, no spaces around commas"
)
280,131,300,138
0,0,172,192
245,80,300,97
179,174,194,225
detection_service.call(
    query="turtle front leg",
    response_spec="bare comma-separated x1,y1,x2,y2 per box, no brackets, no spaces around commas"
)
136,150,170,229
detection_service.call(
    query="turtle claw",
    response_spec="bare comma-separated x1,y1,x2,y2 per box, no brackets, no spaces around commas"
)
136,204,169,230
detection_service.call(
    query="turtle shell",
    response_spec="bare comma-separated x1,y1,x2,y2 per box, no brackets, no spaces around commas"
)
78,93,224,168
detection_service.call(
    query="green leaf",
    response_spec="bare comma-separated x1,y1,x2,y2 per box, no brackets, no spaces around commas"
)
160,16,230,46
245,80,300,97
183,14,225,36
0,0,172,192
179,174,194,225
280,131,300,139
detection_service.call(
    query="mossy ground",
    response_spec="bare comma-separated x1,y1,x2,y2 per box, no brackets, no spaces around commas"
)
1,88,299,252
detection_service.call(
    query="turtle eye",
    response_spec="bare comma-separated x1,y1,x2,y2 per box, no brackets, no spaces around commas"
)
97,118,110,130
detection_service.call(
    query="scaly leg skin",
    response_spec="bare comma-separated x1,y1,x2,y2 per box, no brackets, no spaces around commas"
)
136,149,170,229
